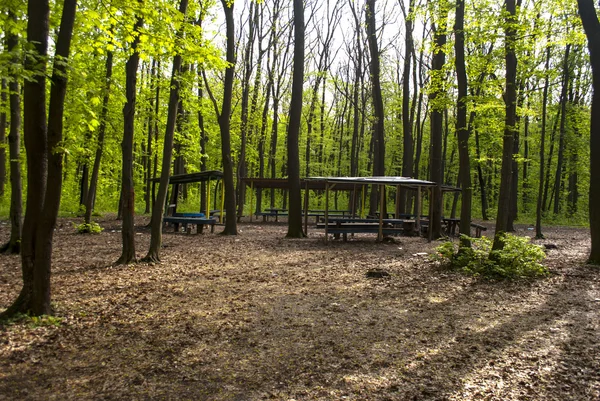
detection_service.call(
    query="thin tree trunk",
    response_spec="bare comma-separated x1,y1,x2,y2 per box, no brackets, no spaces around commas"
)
493,0,517,251
399,0,414,215
429,11,448,240
116,12,143,265
144,0,189,262
366,0,386,218
286,0,305,238
454,0,471,244
218,0,237,234
144,59,157,215
236,2,257,221
84,50,113,224
553,44,571,215
0,79,6,197
0,13,23,255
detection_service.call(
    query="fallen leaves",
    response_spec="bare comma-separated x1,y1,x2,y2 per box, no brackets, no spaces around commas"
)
0,217,599,400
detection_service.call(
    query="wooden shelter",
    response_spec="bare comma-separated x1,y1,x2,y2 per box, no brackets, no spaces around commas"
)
152,170,224,219
242,176,460,241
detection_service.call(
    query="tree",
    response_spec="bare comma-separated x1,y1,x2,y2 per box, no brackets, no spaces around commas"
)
0,8,23,255
84,49,113,225
2,0,77,318
144,0,189,262
429,2,448,240
493,0,517,251
535,45,551,239
577,0,600,264
365,0,385,215
454,0,471,244
116,9,144,265
286,0,306,238
398,0,415,215
0,79,5,198
205,0,238,235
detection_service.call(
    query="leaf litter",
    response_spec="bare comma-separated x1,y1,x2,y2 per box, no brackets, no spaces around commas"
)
0,217,598,400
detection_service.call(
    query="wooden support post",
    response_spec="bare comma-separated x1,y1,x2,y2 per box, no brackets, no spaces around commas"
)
324,182,330,243
249,180,254,222
352,184,357,217
415,186,421,235
378,184,384,241
395,185,401,218
220,180,225,223
206,180,210,219
428,187,434,242
303,181,309,235
361,186,366,218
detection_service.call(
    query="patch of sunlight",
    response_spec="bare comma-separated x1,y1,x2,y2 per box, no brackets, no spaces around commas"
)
428,295,447,304
447,318,572,400
342,373,393,388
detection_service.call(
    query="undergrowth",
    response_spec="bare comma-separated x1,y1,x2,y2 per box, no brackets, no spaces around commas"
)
0,313,63,328
434,233,548,279
74,222,103,234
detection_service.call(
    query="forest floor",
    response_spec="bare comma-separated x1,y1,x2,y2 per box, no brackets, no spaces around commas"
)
0,215,599,400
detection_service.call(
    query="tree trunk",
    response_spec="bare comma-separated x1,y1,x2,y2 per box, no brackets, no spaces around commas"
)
429,11,448,240
366,0,386,218
577,0,600,263
286,0,305,238
399,0,414,215
542,108,559,211
0,79,6,197
236,2,257,221
144,59,157,215
4,0,52,318
219,0,238,235
198,68,208,214
144,0,188,262
553,44,571,215
454,0,471,244
84,50,113,224
0,13,23,255
493,0,517,251
2,0,76,318
33,0,77,315
116,13,143,265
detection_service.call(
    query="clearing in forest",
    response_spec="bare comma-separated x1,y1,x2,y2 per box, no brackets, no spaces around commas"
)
0,216,599,400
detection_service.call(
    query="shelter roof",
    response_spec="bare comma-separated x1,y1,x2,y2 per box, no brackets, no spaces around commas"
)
242,176,460,192
151,170,223,184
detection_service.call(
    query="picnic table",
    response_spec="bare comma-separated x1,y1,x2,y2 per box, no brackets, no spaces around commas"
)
316,217,418,241
163,213,218,234
255,208,288,222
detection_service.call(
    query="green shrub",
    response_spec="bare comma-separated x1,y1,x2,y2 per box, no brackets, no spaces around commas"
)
434,233,548,279
0,313,63,327
74,222,103,234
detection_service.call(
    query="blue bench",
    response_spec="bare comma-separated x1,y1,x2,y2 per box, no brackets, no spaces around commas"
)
163,216,217,234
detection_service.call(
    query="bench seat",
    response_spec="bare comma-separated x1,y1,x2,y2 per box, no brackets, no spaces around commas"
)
163,216,217,234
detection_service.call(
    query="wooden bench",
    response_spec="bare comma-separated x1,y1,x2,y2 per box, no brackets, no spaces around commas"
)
163,216,217,234
470,223,487,238
316,219,411,241
255,211,288,222
316,222,406,241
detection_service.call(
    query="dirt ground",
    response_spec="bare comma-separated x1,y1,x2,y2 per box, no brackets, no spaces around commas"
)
0,216,599,400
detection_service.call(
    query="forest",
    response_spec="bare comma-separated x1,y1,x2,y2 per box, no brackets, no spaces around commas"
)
1,0,600,399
